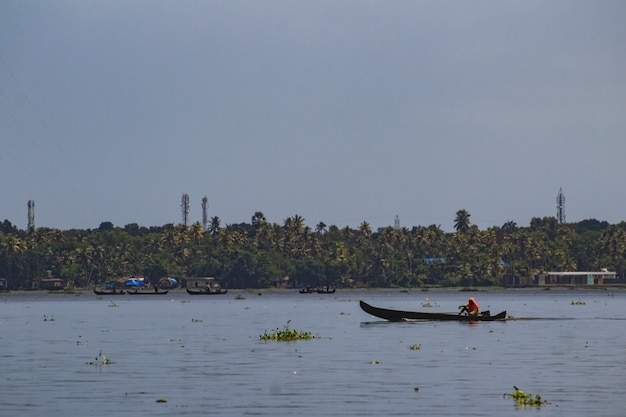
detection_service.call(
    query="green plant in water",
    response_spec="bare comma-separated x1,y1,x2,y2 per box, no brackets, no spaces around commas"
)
408,343,421,350
570,300,586,305
504,386,548,406
260,320,316,341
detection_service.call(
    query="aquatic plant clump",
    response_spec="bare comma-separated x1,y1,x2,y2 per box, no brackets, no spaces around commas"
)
260,321,316,341
504,386,548,406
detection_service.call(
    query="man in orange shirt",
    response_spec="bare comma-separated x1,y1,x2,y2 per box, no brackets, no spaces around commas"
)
459,297,479,316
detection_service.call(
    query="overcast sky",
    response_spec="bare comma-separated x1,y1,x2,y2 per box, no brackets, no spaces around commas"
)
1,1,625,232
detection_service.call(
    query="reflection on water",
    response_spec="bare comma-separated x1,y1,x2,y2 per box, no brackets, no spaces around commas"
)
1,289,625,416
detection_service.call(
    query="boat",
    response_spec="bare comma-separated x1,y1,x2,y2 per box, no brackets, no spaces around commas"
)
126,289,169,295
186,288,228,295
93,289,126,295
299,286,336,294
359,300,506,322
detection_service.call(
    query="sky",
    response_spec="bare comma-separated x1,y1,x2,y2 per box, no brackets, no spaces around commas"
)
1,1,625,232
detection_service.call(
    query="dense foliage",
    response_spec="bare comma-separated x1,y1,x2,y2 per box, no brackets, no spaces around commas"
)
0,211,625,289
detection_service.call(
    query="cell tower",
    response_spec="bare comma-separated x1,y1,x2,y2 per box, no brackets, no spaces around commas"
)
556,187,566,224
27,200,35,233
201,196,208,231
394,215,400,230
181,193,190,226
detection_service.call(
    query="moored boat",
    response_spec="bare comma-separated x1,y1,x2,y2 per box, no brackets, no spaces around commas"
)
93,289,126,295
126,289,169,295
186,288,228,295
359,300,506,322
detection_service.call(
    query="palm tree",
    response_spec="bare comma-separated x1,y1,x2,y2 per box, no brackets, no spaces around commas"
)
1,235,26,287
454,209,471,234
208,216,221,235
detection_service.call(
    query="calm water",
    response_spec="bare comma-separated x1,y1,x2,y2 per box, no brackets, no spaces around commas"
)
1,288,625,416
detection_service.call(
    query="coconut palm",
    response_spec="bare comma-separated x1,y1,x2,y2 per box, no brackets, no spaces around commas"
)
454,209,471,234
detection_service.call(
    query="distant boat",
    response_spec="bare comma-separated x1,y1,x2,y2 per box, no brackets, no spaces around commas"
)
93,289,125,295
126,288,169,295
299,286,336,294
186,288,228,295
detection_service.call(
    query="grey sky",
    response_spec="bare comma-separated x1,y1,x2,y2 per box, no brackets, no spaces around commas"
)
1,1,625,232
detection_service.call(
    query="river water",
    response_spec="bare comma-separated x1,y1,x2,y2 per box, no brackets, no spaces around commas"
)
1,288,625,416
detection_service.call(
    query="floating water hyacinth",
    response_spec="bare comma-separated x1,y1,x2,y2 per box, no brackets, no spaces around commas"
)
504,386,548,406
260,320,316,341
86,350,114,365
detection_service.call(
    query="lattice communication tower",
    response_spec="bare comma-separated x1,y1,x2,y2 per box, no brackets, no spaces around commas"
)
27,200,35,233
556,187,566,224
201,196,208,231
181,193,190,226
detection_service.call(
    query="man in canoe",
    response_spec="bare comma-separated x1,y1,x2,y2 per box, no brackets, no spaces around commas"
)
459,297,479,316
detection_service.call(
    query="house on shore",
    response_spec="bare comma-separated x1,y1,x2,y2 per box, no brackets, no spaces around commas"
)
505,270,618,287
539,270,617,286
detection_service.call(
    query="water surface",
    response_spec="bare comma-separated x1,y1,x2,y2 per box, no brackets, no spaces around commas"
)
1,288,625,416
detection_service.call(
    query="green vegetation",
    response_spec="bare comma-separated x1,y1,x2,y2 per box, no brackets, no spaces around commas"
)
504,386,548,406
0,213,624,289
260,321,316,341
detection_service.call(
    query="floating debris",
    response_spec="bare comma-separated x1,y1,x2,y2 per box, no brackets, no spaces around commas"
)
43,314,55,321
504,386,549,406
408,344,421,350
570,300,586,305
86,350,114,365
260,320,316,341
156,398,167,403
108,301,118,307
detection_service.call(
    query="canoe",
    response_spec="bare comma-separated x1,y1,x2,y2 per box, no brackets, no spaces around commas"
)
126,289,169,295
93,289,125,295
300,287,335,294
186,288,228,295
359,300,506,322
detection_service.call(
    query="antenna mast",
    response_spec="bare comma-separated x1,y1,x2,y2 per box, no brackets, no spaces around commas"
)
27,200,35,233
556,187,566,224
201,196,208,231
394,215,400,230
181,193,190,226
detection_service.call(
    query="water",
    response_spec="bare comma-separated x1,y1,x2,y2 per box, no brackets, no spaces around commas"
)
1,288,625,416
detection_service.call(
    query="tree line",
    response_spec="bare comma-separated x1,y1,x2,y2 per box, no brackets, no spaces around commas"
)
0,210,625,289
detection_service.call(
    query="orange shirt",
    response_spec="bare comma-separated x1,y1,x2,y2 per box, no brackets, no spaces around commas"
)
467,298,479,314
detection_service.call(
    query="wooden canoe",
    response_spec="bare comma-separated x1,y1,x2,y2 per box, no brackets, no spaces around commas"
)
186,288,228,295
93,289,126,295
126,289,169,295
359,300,506,322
